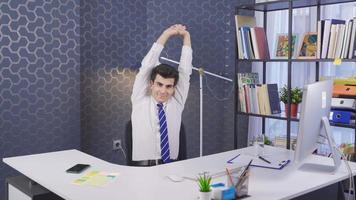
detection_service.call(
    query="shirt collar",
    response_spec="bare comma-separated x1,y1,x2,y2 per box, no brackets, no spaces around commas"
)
151,96,168,109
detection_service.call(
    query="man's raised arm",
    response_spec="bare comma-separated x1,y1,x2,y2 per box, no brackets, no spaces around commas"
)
173,26,193,105
131,25,180,103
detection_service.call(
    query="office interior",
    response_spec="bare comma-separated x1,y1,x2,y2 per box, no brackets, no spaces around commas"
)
1,0,356,200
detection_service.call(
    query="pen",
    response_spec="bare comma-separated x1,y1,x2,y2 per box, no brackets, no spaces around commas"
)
227,154,240,164
225,168,234,186
258,156,271,164
239,159,253,179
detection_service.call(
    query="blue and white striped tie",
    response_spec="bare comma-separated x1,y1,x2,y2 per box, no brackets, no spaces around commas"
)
157,103,171,163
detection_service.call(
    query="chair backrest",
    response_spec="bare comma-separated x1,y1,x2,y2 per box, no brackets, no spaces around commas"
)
125,120,187,166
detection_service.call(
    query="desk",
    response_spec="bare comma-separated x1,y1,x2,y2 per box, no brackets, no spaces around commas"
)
3,146,356,200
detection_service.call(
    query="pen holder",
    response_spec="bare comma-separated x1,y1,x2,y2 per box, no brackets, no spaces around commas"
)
226,166,243,188
235,169,250,198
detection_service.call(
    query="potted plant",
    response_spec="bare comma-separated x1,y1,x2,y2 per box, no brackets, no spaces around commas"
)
280,85,302,117
197,173,212,200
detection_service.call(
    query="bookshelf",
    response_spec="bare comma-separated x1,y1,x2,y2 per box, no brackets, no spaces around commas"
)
234,0,356,151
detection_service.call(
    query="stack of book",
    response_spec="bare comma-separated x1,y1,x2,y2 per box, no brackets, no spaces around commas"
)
317,18,356,59
235,15,270,59
237,73,281,115
274,136,297,149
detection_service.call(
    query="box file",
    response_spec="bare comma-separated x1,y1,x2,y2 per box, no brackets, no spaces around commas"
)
329,110,355,124
333,85,356,97
331,98,356,111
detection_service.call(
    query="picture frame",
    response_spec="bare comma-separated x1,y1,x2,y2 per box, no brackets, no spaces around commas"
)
274,33,298,59
297,32,317,59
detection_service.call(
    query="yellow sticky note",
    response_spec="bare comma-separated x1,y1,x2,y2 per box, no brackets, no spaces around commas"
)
333,58,342,65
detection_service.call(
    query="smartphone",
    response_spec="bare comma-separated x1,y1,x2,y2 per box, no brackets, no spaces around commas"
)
66,164,90,174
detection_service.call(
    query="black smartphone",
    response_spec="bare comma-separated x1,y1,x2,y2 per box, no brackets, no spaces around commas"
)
66,164,90,174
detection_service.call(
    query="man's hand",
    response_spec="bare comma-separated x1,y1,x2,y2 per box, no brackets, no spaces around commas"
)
157,24,191,47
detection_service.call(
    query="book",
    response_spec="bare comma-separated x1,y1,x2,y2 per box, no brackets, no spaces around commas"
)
274,34,298,58
321,19,345,59
297,32,317,59
235,15,256,59
334,24,345,59
349,18,356,58
250,28,260,59
317,20,325,58
256,84,264,115
327,24,338,58
237,73,260,112
251,27,270,59
267,84,281,114
342,20,353,58
237,30,244,59
241,27,255,59
261,84,271,115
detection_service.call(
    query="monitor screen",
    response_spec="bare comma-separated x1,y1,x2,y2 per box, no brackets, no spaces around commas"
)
294,80,340,172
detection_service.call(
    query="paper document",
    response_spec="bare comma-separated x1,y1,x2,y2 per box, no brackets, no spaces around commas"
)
73,170,119,187
251,156,290,170
227,154,290,170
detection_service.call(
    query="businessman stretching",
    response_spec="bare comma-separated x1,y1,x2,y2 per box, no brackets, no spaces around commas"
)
131,24,192,166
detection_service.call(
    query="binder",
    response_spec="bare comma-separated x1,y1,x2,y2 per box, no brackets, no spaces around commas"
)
333,85,356,97
329,110,355,124
267,84,281,114
331,98,356,111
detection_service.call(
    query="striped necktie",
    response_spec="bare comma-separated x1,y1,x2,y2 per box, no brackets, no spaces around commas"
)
157,103,171,163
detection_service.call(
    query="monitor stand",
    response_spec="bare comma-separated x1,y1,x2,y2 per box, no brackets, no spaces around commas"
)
298,117,342,174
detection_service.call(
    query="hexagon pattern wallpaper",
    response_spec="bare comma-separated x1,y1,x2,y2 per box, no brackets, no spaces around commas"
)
0,0,81,198
1,0,251,199
80,0,250,165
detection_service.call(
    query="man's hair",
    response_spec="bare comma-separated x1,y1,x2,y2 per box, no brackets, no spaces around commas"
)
150,64,179,86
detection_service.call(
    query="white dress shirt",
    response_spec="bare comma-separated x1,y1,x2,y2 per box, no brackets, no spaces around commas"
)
131,43,192,161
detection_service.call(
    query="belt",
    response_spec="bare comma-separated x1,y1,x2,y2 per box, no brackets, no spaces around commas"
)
132,159,176,167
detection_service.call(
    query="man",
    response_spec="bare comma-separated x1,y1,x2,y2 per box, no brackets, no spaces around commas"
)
131,24,192,166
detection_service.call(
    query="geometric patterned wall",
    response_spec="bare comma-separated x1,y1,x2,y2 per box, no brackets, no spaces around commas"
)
80,0,147,163
80,0,248,164
1,0,251,198
146,0,238,157
0,1,80,199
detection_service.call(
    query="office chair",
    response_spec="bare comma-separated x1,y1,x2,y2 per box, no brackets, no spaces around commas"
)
125,120,187,166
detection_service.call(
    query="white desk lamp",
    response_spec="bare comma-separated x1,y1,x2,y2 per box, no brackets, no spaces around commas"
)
160,57,233,157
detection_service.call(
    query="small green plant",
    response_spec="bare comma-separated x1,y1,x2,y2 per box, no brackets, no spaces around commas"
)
197,173,212,192
264,135,272,145
280,85,303,104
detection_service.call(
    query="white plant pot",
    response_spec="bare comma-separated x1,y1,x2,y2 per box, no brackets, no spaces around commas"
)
198,191,212,200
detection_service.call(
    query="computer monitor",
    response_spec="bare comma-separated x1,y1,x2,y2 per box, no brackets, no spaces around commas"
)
294,80,341,173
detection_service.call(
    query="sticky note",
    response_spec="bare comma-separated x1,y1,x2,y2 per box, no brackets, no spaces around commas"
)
333,58,342,65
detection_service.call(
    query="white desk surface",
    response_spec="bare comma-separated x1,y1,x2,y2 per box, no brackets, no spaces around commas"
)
3,146,356,200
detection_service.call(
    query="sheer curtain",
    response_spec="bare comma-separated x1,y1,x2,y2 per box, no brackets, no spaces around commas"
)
247,2,356,151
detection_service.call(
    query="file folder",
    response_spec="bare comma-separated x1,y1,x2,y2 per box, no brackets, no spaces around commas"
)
329,110,354,124
333,85,356,97
331,98,356,111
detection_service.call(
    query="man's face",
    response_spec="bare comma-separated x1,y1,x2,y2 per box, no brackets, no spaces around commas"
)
150,74,175,103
